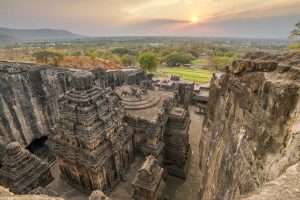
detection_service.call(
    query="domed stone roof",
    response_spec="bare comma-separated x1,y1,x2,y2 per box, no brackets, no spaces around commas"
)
116,86,160,110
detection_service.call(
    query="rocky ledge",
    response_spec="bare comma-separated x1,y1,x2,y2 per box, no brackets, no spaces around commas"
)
199,52,300,200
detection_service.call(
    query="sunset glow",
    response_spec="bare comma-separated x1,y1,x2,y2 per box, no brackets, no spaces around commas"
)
191,17,199,23
0,0,299,38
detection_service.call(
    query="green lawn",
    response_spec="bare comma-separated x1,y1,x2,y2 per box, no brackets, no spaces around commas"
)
158,67,213,83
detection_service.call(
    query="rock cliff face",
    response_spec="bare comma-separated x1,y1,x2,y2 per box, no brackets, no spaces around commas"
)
240,162,300,200
0,62,147,159
199,52,300,200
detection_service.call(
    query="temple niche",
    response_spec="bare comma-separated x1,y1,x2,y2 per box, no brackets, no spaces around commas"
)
46,70,134,194
0,142,54,194
131,156,167,200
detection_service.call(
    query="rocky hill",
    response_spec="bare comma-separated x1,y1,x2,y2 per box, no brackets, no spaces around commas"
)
0,27,83,41
199,52,300,199
0,34,20,45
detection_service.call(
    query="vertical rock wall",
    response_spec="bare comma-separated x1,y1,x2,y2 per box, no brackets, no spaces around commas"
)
0,62,147,159
199,52,300,200
0,63,72,151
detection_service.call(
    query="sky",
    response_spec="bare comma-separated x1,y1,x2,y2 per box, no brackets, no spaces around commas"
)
0,0,300,38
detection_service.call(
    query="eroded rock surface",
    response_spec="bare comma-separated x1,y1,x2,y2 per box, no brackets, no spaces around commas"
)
199,52,300,200
239,162,300,200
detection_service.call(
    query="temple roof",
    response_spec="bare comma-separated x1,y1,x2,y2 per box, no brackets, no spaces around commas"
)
116,85,176,122
0,142,52,192
47,70,132,172
132,155,165,192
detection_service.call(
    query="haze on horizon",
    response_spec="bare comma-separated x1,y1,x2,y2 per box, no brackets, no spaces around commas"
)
1,0,300,39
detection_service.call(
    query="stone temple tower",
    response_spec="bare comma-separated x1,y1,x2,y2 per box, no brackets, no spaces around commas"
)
47,70,134,194
0,142,53,194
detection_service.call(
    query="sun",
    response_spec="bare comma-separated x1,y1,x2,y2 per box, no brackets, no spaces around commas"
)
191,17,198,23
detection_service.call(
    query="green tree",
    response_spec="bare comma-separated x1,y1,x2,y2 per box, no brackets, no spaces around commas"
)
138,52,159,73
112,48,133,56
33,51,49,64
289,21,300,39
288,21,300,52
72,50,81,65
32,50,64,66
51,51,64,67
165,52,194,66
121,54,136,67
87,50,99,65
102,51,121,65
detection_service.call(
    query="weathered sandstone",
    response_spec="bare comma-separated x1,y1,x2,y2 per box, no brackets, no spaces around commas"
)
199,52,300,200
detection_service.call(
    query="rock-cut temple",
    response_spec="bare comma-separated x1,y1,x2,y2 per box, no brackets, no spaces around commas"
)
47,71,134,194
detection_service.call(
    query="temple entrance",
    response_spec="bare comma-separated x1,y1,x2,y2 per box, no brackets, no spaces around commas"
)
26,136,55,165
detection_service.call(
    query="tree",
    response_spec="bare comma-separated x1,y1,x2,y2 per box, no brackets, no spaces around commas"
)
288,21,300,52
32,50,64,66
33,51,49,64
289,21,300,39
112,48,134,56
121,54,136,67
102,51,121,65
51,52,64,67
165,52,194,66
87,50,99,65
208,56,218,71
138,52,159,73
72,50,81,65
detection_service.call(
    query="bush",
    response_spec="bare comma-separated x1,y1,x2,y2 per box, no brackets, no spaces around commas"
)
138,52,159,72
165,52,194,66
121,54,136,67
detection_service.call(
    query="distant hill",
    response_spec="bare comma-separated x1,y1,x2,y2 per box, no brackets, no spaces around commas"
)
0,34,20,44
0,27,84,41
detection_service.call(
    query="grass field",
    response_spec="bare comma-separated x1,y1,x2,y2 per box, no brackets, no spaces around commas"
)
158,67,213,83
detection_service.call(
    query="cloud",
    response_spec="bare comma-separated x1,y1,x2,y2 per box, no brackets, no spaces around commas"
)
206,0,300,22
136,18,188,26
0,0,299,38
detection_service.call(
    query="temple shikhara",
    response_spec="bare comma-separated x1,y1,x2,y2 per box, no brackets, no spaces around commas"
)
131,156,167,200
164,107,191,178
0,142,53,194
46,71,134,194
